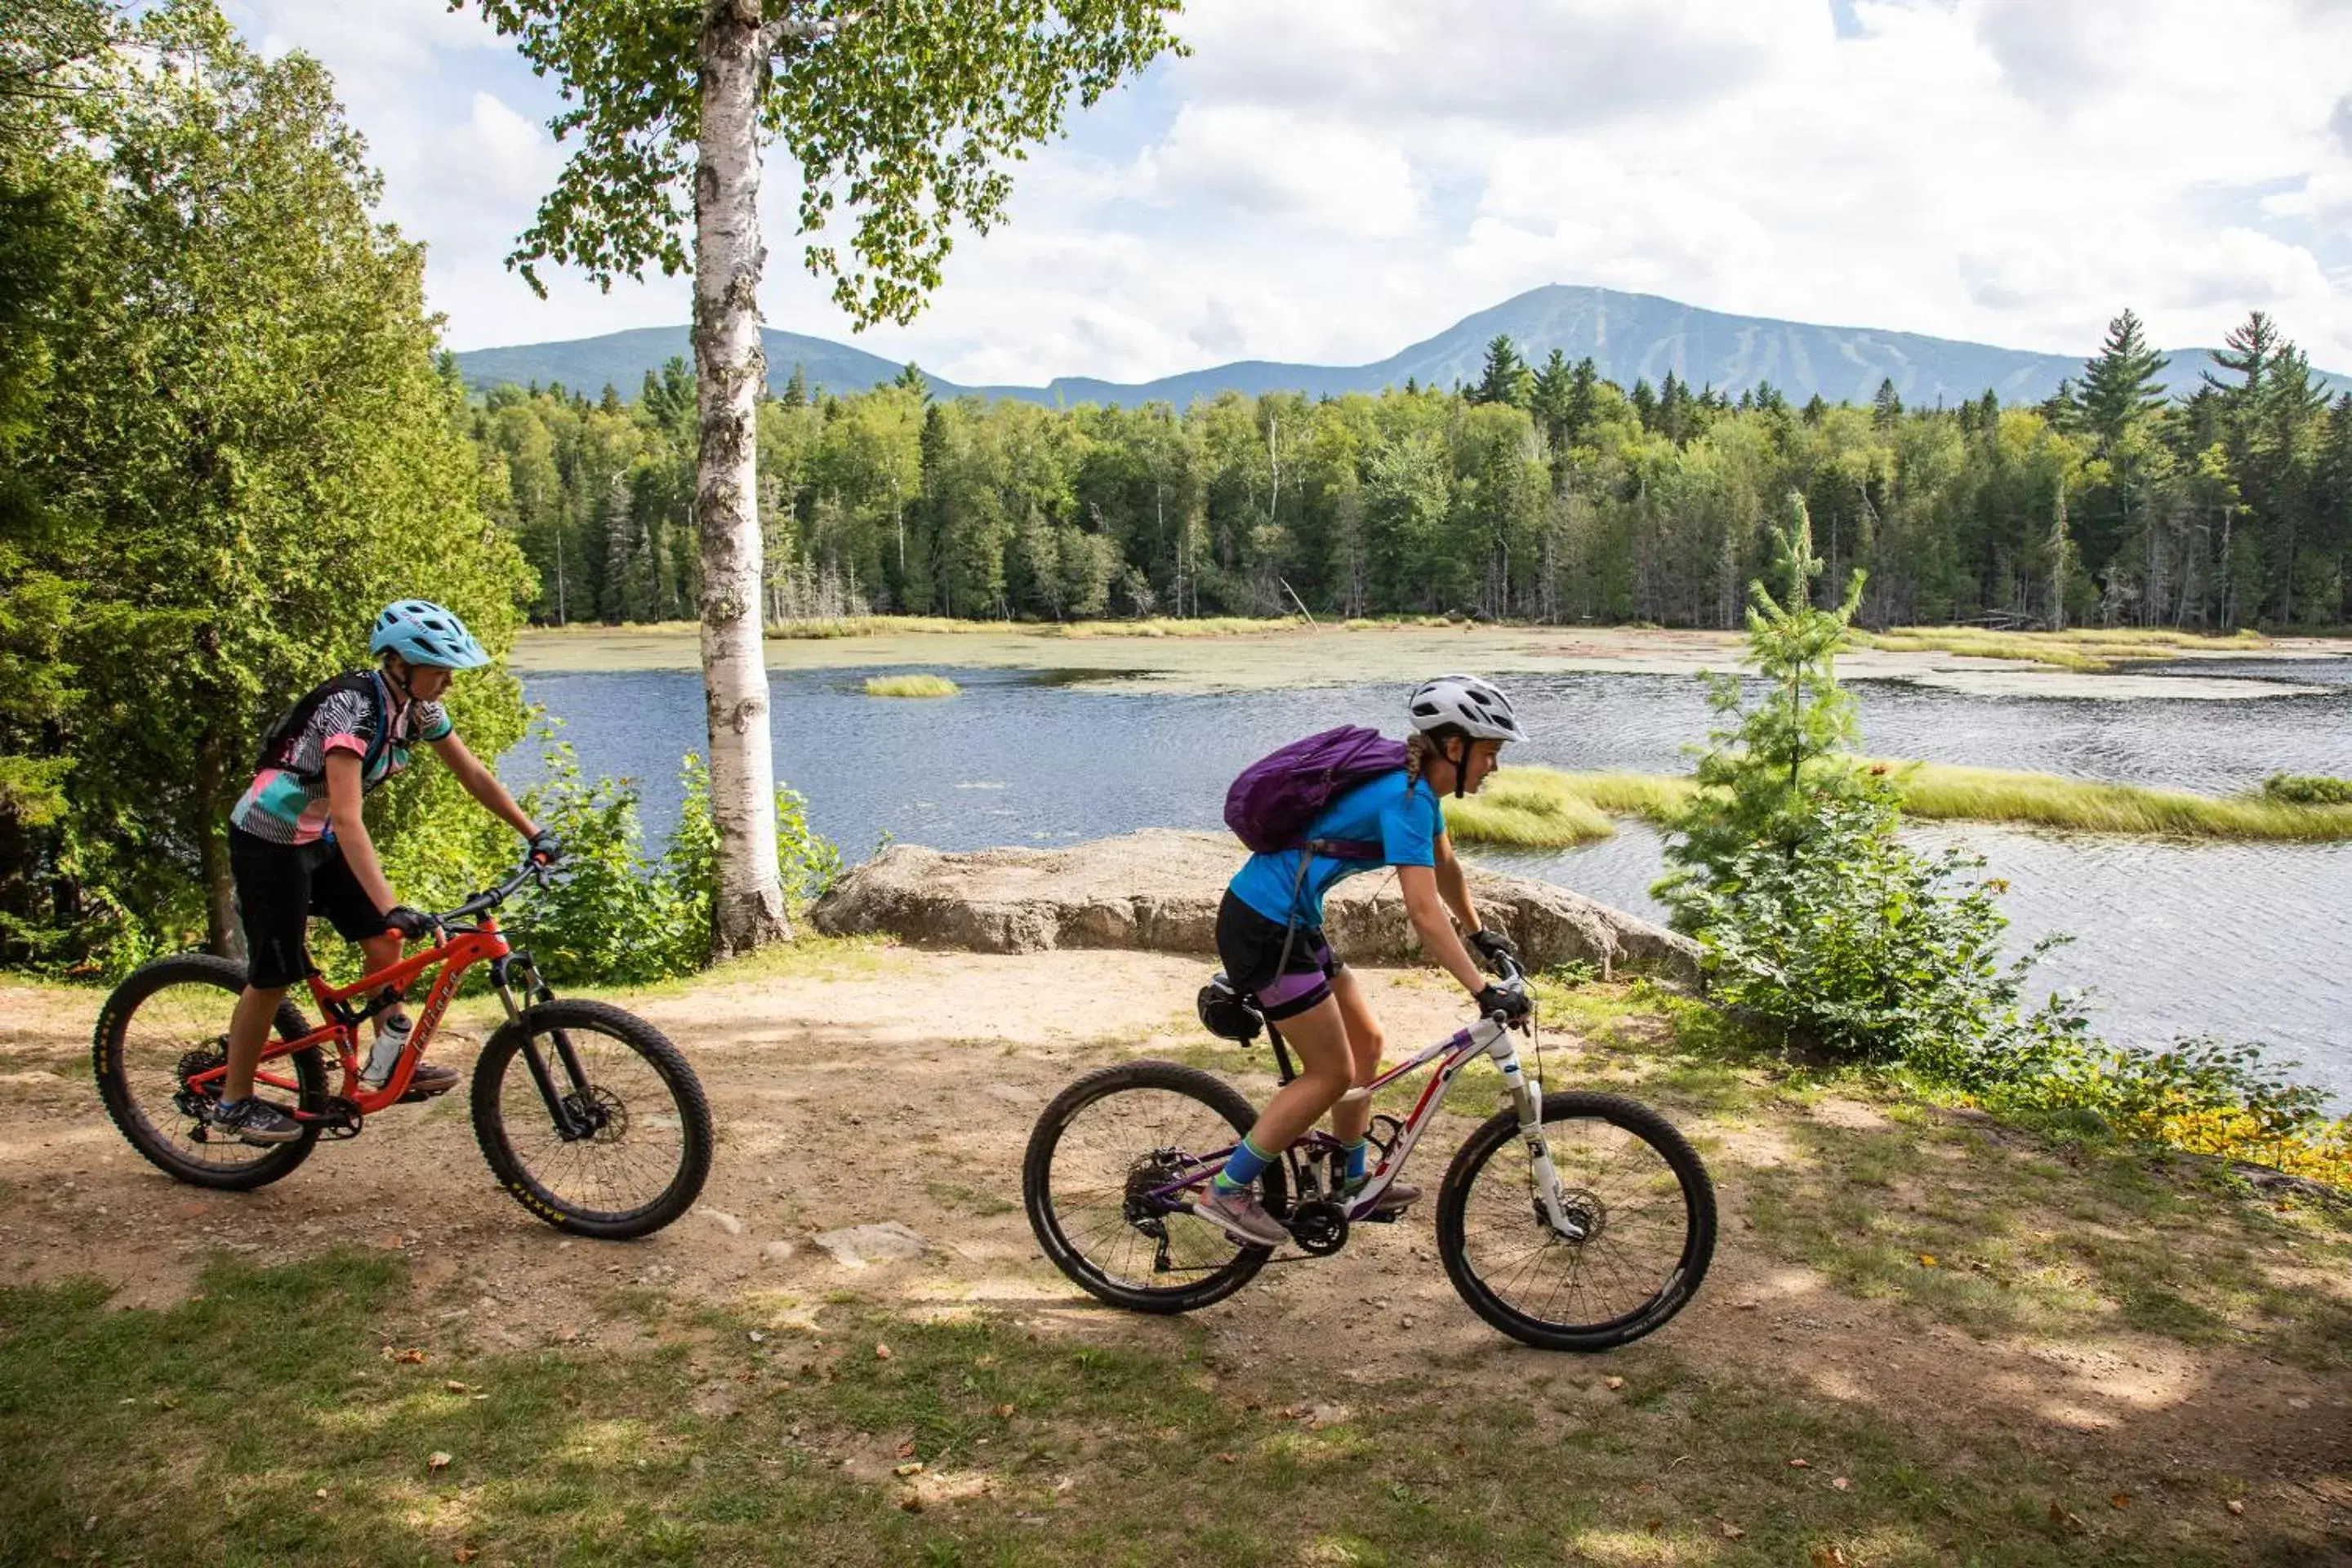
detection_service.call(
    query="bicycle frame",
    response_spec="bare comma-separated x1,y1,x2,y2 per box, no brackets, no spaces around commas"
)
180,925,501,1117
1150,1010,1588,1242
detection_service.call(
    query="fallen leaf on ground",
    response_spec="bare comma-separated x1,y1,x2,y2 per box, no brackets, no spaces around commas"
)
874,1343,892,1361
1832,1477,1850,1491
2048,1500,2086,1535
1604,1375,1625,1390
993,1404,1015,1419
1788,1457,1811,1468
443,1381,470,1394
1918,1254,1938,1267
2225,1499,2246,1517
313,1489,327,1500
1718,1522,1745,1539
895,1438,917,1459
897,1490,923,1512
1215,1453,1236,1464
2110,1492,2131,1509
1811,1548,1848,1567
426,1452,452,1474
894,1462,924,1477
453,1548,479,1565
393,1348,425,1365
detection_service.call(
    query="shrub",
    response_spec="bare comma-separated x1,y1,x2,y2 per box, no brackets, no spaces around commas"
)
2263,773,2352,805
507,745,838,987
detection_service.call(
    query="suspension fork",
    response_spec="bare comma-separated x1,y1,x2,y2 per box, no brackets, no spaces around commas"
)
1486,1026,1586,1241
491,953,596,1139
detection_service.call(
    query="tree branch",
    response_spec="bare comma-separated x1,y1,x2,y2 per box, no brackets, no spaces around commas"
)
761,2,868,52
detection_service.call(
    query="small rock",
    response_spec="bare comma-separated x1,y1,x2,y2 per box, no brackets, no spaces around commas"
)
812,1223,931,1268
761,1240,799,1264
698,1208,747,1237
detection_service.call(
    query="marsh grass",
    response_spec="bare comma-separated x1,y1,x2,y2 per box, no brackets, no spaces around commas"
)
3,1249,2314,1567
862,673,962,697
1854,626,2265,671
1444,763,2352,847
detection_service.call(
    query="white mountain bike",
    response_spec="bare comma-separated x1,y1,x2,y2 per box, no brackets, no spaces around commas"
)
1022,952,1717,1352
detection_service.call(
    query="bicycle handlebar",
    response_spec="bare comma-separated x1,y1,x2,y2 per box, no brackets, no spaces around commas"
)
433,854,555,926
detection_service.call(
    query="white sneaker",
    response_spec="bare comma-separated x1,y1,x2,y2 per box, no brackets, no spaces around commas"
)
1194,1183,1290,1248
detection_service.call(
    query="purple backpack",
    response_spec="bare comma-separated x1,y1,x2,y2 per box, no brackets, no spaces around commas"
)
1223,725,1406,859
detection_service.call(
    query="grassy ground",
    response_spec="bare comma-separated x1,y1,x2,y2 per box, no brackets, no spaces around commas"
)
8,1245,2298,1568
863,673,963,698
1852,627,2267,672
6,956,2345,1565
1446,763,2352,847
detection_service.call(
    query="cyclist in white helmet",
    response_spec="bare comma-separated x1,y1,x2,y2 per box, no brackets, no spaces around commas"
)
1199,674,1532,1247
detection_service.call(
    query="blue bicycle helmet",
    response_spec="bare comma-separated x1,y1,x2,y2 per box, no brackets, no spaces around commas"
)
370,599,490,670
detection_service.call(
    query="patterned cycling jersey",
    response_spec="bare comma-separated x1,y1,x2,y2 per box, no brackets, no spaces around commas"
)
229,670,453,845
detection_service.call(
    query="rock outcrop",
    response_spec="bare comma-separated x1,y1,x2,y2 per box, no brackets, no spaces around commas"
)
811,829,1698,984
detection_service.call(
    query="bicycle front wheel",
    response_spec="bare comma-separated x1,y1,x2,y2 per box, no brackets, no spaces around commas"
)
470,1000,711,1239
1024,1059,1288,1315
1436,1091,1715,1352
91,954,327,1191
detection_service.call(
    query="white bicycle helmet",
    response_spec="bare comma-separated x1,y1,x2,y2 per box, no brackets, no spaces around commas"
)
1408,674,1529,744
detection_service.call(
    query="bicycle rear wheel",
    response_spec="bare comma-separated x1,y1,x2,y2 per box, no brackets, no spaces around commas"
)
91,954,327,1191
1024,1059,1288,1315
1436,1091,1715,1352
469,1000,711,1239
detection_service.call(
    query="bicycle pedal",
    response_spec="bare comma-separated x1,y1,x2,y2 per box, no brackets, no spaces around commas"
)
1355,1208,1403,1223
397,1084,457,1104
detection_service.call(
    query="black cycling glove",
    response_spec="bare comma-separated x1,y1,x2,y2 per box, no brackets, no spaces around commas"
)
1473,982,1532,1022
383,905,437,940
528,830,564,866
1468,929,1517,964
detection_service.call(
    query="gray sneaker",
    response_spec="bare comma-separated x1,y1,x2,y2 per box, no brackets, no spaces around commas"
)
206,1096,302,1146
1193,1183,1290,1248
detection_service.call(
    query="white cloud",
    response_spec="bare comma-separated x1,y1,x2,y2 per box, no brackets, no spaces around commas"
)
213,0,2352,376
1138,105,1423,240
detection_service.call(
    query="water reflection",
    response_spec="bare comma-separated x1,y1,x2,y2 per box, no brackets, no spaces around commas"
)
516,663,2352,1099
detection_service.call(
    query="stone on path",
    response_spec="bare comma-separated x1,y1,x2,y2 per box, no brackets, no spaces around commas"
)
813,1222,931,1268
697,1208,747,1236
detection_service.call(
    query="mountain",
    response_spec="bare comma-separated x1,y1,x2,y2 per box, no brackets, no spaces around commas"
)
452,284,2349,411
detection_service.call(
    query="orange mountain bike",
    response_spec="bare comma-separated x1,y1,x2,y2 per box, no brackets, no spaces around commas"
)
93,853,712,1239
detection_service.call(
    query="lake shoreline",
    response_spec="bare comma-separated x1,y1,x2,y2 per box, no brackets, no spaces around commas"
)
512,620,2352,700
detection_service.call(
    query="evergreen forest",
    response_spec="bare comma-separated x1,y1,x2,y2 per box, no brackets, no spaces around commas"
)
475,314,2352,635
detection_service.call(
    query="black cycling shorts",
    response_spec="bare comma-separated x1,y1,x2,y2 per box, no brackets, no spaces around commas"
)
229,827,385,989
1215,889,1343,1021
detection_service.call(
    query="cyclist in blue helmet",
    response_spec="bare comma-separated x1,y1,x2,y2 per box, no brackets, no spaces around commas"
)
206,600,560,1145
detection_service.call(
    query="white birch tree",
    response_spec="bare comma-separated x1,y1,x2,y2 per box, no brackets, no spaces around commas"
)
461,0,1180,956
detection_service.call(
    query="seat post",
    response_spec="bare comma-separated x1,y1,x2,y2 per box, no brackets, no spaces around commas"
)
1267,1022,1298,1086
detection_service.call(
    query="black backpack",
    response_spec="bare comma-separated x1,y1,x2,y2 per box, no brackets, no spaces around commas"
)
253,671,394,784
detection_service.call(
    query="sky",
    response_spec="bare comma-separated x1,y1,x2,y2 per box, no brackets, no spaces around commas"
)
220,0,2352,385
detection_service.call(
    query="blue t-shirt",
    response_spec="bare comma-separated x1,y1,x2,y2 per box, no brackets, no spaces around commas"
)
1228,768,1446,927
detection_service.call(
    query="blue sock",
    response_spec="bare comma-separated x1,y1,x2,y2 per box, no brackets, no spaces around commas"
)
1343,1138,1370,1183
1212,1136,1274,1194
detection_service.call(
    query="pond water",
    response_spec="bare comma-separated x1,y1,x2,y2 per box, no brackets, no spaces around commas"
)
512,663,2352,1102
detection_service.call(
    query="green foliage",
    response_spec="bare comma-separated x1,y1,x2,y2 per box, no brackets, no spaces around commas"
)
1671,791,2089,1067
466,307,2352,637
512,745,839,987
2263,772,2352,805
1659,515,2346,1181
462,0,1183,327
1666,495,1875,883
1660,500,2087,1067
0,0,535,969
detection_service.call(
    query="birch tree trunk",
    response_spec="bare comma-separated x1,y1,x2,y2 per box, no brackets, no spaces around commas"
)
693,0,789,956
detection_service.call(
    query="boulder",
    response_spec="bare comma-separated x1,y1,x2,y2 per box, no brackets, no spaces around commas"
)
811,829,1697,985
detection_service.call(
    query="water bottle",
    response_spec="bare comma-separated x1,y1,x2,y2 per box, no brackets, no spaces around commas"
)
362,1012,413,1089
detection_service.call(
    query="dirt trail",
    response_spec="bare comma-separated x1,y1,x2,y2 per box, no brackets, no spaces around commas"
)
3,948,2346,1544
